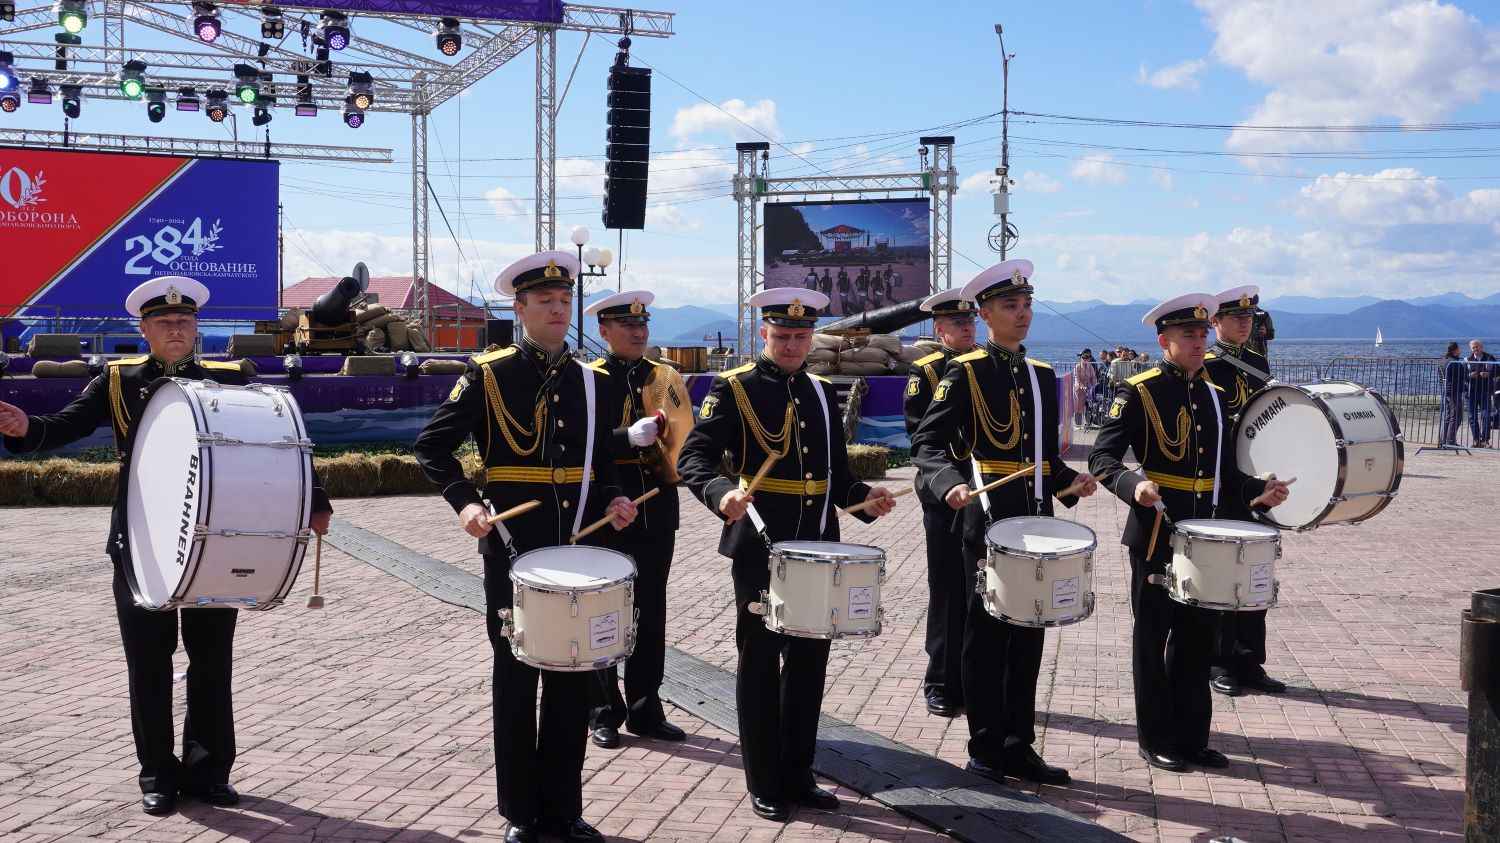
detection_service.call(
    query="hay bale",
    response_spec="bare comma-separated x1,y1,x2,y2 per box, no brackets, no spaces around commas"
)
0,461,43,505
407,325,431,352
312,454,379,498
38,458,119,505
384,320,409,351
845,444,890,481
418,359,467,375
26,334,83,359
225,334,278,356
372,454,431,495
340,355,396,376
354,304,391,324
32,360,91,377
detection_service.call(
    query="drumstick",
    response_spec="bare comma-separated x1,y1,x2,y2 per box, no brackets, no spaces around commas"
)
967,466,1034,503
743,452,779,498
305,534,325,609
487,499,542,525
571,487,660,543
1249,477,1297,508
1056,478,1091,499
839,486,912,516
1146,507,1165,559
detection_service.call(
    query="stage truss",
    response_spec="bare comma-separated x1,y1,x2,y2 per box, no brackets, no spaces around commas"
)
733,136,956,359
1,2,674,327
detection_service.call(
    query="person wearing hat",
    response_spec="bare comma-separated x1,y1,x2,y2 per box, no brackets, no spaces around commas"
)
903,287,979,718
1202,285,1286,698
414,251,638,843
0,276,333,816
1088,293,1290,773
910,259,1098,785
579,290,687,750
1072,349,1099,430
678,287,898,821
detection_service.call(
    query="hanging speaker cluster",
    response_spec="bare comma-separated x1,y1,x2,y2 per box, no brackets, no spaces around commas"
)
603,53,651,230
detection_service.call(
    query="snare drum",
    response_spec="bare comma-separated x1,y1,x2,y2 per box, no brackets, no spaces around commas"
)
761,541,885,639
1235,381,1403,530
500,546,637,671
981,516,1098,627
1164,520,1280,611
125,378,314,611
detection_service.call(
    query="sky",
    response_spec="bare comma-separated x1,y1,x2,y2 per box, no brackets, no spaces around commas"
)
4,0,1499,311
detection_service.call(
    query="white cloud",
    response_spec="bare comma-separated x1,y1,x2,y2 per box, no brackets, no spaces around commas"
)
669,98,782,143
645,203,702,231
556,157,605,195
1069,154,1128,186
958,170,996,195
484,186,528,218
1136,59,1206,91
1294,167,1500,227
1150,170,1175,192
1194,0,1500,157
1021,171,1062,194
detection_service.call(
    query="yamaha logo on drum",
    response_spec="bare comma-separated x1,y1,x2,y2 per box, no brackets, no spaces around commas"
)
1242,395,1288,440
175,455,200,566
1342,410,1376,421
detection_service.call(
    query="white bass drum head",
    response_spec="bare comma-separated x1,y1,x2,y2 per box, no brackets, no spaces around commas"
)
126,380,205,609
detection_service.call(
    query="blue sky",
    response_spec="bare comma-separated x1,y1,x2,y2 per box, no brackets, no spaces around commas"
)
4,0,1498,309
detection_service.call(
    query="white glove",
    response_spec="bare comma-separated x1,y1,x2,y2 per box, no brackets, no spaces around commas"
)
627,417,659,447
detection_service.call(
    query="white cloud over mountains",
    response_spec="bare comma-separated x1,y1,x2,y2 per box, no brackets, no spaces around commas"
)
1069,155,1128,186
1137,59,1207,91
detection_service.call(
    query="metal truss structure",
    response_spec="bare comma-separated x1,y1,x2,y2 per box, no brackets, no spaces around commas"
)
1,2,673,328
732,138,956,358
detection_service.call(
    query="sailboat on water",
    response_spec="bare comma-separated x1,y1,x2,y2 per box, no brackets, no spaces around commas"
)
1375,327,1384,347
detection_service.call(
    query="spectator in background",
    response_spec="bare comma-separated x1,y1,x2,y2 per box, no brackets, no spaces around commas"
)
1072,349,1098,429
1137,352,1151,371
1440,341,1465,447
1466,339,1495,446
1247,309,1275,358
1108,348,1137,389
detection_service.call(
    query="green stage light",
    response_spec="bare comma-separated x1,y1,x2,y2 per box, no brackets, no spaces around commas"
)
119,60,146,99
56,0,86,34
233,63,259,104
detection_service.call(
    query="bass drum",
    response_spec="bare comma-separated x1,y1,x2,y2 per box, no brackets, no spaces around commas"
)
1234,381,1403,531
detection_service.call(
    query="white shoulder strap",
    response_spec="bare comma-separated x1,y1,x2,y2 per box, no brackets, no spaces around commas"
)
1207,380,1223,511
1024,359,1043,502
575,360,596,537
811,375,833,533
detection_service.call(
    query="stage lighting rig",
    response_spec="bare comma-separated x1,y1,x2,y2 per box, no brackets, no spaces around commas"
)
434,18,462,57
53,33,80,72
191,3,220,43
261,6,284,39
1,3,15,23
0,51,16,95
294,75,316,116
60,84,82,118
233,63,259,104
176,86,199,112
342,98,363,128
55,0,87,35
347,71,373,110
119,60,147,99
0,91,18,114
205,88,229,122
319,11,350,52
145,87,166,123
252,97,272,126
28,77,54,105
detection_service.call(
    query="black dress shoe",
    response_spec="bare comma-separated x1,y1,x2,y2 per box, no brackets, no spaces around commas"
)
627,720,686,741
749,795,790,821
1210,673,1241,696
540,817,604,842
590,726,620,749
504,823,539,843
1241,670,1287,694
789,784,840,810
201,784,240,806
1190,748,1230,768
1137,748,1188,772
964,757,1005,783
141,792,176,816
1001,745,1072,785
925,690,958,717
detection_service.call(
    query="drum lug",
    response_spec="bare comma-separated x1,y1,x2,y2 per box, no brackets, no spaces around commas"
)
1083,592,1096,616
776,559,786,580
208,398,220,413
569,593,579,618
773,602,783,623
832,563,842,586
1275,543,1283,561
1035,562,1045,582
272,402,284,417
569,640,579,669
753,590,769,615
878,565,887,584
1236,543,1245,564
1233,582,1243,608
194,597,258,606
513,583,523,608
829,607,839,635
1033,598,1043,622
496,608,514,638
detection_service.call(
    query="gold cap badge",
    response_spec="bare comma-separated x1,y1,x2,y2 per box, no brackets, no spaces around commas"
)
165,285,182,305
788,298,806,318
543,259,562,279
957,300,971,311
1193,304,1208,319
1012,268,1025,285
629,298,644,314
1238,293,1251,308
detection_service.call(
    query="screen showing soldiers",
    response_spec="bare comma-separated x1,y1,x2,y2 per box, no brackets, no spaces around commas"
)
762,199,931,318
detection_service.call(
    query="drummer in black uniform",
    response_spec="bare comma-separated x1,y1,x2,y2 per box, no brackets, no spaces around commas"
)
677,287,897,822
1203,284,1287,697
903,287,978,718
0,276,333,816
414,251,638,843
581,290,687,749
910,259,1098,785
1088,293,1289,773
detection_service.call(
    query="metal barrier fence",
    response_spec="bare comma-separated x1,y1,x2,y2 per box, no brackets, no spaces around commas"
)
1435,359,1499,452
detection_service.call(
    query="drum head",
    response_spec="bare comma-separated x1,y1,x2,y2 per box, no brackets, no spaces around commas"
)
1174,519,1279,540
126,379,205,608
512,546,635,588
985,516,1097,555
772,540,884,561
1236,385,1337,528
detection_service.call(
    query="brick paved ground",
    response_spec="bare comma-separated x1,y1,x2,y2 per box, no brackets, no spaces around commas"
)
0,442,1487,841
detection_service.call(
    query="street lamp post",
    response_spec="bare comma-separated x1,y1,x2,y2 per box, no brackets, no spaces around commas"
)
569,225,613,355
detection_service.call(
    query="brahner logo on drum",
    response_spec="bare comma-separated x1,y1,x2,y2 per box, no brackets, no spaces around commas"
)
0,166,82,230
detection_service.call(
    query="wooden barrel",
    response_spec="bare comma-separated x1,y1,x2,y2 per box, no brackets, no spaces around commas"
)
663,346,708,373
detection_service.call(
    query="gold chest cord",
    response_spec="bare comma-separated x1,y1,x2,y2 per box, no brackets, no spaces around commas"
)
965,362,1021,451
108,367,130,456
1136,383,1191,463
727,376,795,467
481,364,547,457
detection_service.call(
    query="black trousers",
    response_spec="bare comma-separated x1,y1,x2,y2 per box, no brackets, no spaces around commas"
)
1128,552,1214,754
111,561,237,794
589,530,674,730
1212,608,1268,678
960,545,1044,761
921,503,969,700
483,553,589,826
731,547,829,800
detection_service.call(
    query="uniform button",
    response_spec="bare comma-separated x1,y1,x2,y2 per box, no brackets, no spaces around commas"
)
636,387,642,394
805,472,814,479
1195,493,1202,499
1195,425,1202,431
805,499,813,507
1197,470,1204,476
794,398,801,404
1192,404,1198,410
562,500,570,509
1019,388,1026,395
559,444,566,451
1023,433,1029,440
802,446,809,454
1021,410,1027,417
1198,447,1204,454
1012,367,1019,374
557,419,565,428
799,421,806,429
551,395,559,403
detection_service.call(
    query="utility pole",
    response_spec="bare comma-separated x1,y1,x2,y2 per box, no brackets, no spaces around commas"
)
991,24,1016,258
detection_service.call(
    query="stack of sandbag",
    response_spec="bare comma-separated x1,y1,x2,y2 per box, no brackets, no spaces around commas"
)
351,303,431,353
805,333,902,376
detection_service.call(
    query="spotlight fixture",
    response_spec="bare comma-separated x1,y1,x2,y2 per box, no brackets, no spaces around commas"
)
318,10,350,51
434,18,462,57
0,91,17,114
0,51,15,89
398,351,419,379
175,85,199,112
294,75,316,116
87,353,106,377
251,97,272,126
232,63,259,104
260,5,284,39
60,83,81,118
191,2,220,43
204,88,228,122
145,87,165,123
55,0,87,35
28,77,54,105
342,98,363,128
283,353,303,381
1,3,14,22
118,59,147,99
346,71,373,110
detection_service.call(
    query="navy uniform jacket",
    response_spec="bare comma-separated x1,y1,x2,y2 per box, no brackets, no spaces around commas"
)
3,354,332,556
910,343,1080,544
1203,340,1271,521
677,356,873,558
589,352,680,533
1088,360,1268,563
414,338,624,556
903,347,970,507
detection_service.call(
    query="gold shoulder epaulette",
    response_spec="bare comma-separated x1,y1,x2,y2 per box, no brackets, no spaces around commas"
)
1127,367,1162,386
719,361,755,379
914,351,945,368
472,347,517,366
810,373,832,385
1204,351,1219,361
955,349,987,364
1206,380,1225,392
586,358,609,373
201,360,243,371
1026,358,1053,370
109,355,149,366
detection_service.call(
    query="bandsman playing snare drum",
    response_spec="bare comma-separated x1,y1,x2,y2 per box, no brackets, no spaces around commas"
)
1203,285,1287,698
903,288,979,719
0,276,333,816
677,288,897,823
1088,293,1289,773
580,290,687,749
909,260,1098,785
414,251,637,843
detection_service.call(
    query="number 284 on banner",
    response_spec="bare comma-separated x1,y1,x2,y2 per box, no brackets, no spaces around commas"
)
124,217,225,275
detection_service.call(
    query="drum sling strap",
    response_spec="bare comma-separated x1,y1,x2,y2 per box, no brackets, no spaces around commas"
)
810,373,833,533
1217,349,1271,384
1207,378,1223,511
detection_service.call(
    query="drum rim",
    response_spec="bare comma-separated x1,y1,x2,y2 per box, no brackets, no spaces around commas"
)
510,545,638,592
984,515,1098,557
765,619,883,639
1172,518,1281,543
124,377,211,611
770,540,885,563
981,592,1097,628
